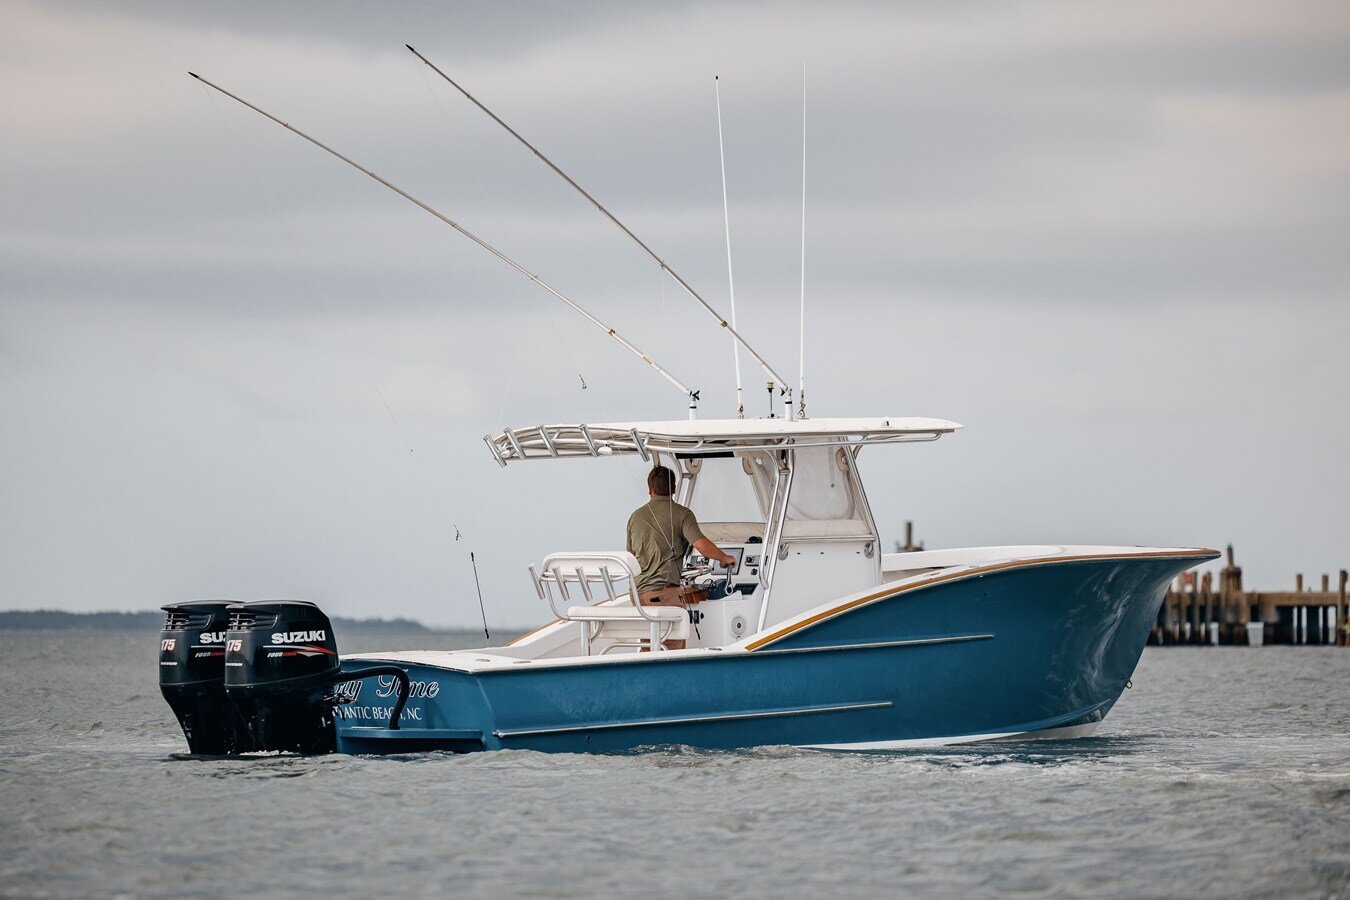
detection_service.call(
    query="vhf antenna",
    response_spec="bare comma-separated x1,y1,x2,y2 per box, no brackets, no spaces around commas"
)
798,63,808,420
188,72,701,419
714,76,744,419
406,45,794,418
470,551,489,642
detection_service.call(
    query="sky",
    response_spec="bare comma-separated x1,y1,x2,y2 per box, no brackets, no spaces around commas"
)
2,0,1347,628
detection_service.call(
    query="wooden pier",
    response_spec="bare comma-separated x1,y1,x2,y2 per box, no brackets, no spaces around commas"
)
1149,545,1349,647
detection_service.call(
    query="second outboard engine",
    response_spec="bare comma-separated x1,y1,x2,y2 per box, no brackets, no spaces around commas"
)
159,600,249,755
224,600,341,755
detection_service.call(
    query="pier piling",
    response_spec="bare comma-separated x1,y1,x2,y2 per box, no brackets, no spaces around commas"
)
1333,569,1344,647
1152,548,1347,648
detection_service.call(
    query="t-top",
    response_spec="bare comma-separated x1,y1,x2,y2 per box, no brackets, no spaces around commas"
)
626,496,706,593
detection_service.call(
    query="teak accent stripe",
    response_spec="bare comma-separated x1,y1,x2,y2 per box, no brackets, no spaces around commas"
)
505,618,562,647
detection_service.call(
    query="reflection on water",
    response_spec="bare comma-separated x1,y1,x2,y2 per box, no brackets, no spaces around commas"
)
1,630,1347,898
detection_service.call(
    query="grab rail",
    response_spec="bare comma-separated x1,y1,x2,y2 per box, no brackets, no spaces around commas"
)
332,665,410,730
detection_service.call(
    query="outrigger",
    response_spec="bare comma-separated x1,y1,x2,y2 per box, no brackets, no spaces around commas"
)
159,54,1216,756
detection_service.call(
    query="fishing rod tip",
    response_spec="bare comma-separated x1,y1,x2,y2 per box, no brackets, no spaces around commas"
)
405,43,415,52
188,71,199,79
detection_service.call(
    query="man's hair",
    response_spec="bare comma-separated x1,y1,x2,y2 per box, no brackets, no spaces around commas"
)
647,465,678,497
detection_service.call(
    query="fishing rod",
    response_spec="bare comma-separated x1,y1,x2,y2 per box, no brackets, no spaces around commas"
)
405,45,795,418
187,72,701,418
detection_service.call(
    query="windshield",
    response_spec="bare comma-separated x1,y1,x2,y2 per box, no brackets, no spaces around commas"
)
684,453,772,523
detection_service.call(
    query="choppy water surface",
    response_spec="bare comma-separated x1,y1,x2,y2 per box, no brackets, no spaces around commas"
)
1,631,1347,899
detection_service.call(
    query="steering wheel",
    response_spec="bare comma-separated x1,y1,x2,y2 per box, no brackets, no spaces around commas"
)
681,560,715,580
682,555,733,593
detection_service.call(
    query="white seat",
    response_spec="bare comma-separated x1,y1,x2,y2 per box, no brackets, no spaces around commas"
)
566,605,685,621
530,551,688,654
567,605,690,654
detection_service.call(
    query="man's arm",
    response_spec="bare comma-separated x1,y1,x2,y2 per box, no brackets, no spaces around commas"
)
681,508,736,568
693,538,736,568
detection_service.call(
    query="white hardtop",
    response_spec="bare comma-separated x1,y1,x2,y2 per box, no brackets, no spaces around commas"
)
486,416,962,465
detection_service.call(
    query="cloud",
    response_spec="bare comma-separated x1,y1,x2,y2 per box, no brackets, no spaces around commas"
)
2,0,1347,621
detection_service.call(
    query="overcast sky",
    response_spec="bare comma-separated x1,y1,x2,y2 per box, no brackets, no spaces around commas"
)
2,1,1347,628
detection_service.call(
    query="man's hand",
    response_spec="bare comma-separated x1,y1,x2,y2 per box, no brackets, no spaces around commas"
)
693,538,736,568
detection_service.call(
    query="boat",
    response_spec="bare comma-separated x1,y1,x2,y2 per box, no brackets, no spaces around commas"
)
158,54,1216,756
160,416,1215,755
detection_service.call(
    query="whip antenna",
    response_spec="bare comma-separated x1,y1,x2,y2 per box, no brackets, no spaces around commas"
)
187,72,700,418
470,551,489,641
798,63,808,420
714,77,744,418
405,45,791,412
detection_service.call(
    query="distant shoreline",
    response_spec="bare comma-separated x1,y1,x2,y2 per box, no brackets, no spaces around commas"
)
0,609,487,634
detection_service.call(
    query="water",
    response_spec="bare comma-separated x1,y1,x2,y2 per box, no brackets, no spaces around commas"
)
1,630,1347,899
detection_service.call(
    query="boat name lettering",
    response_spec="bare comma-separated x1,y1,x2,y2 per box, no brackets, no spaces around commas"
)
376,675,438,699
335,704,423,722
270,630,326,644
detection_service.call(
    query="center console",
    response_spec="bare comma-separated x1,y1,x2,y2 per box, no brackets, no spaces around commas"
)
685,541,766,646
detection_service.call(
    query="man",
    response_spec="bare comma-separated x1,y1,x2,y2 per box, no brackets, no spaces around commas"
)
626,466,736,649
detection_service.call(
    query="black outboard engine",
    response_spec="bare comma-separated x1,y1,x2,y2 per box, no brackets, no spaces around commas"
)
159,600,250,755
159,598,409,756
224,600,341,755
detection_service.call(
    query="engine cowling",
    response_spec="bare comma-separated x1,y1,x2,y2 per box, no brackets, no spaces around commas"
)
223,599,341,755
159,600,250,755
159,598,409,756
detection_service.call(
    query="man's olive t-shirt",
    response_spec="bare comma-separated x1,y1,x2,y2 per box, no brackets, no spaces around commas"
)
626,497,706,593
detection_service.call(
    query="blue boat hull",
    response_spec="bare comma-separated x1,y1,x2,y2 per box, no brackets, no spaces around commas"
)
335,554,1202,754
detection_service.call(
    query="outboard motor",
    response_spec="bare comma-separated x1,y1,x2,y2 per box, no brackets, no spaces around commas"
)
159,600,249,755
158,597,409,756
224,600,341,755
